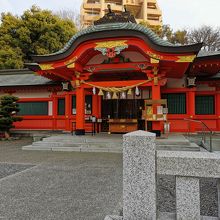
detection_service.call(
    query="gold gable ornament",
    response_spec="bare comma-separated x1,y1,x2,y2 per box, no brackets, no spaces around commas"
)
176,55,196,63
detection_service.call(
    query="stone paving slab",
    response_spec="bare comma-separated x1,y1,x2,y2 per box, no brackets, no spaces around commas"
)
0,163,34,179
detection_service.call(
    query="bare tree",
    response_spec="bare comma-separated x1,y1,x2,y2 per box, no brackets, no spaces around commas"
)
187,25,220,51
55,9,81,30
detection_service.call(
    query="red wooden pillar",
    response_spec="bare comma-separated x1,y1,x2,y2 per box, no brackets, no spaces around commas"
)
216,92,220,131
187,89,196,132
92,94,102,132
52,92,57,130
152,84,162,132
65,92,71,131
98,96,102,118
75,86,85,135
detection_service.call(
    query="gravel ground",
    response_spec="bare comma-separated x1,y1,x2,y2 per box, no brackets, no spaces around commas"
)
0,136,219,219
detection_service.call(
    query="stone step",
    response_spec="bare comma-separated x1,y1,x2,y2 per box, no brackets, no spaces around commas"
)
32,141,122,147
156,140,190,146
22,145,122,153
41,137,123,143
156,143,200,152
22,133,198,153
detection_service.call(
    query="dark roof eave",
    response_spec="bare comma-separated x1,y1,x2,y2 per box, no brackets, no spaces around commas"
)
195,54,220,62
31,24,203,63
24,63,41,71
0,83,59,88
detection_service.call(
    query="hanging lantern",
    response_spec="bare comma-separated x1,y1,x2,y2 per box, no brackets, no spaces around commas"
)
127,88,132,95
135,86,140,96
92,87,96,95
98,89,104,96
106,92,111,99
112,92,118,99
121,92,126,99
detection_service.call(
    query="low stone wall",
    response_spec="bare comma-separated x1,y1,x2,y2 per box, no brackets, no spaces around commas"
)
105,130,220,220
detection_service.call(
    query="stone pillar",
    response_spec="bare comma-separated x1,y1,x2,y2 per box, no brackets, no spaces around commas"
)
176,176,200,220
217,179,220,218
123,130,156,220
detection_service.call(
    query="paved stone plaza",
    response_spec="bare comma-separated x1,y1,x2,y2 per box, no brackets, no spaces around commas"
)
0,138,123,220
0,136,219,219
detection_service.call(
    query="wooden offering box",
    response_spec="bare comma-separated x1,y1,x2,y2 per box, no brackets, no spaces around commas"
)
108,119,138,133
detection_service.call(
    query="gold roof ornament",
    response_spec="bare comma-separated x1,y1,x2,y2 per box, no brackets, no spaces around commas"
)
176,55,196,63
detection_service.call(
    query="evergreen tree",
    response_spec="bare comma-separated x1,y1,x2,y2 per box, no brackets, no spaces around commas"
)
0,95,22,138
0,5,77,69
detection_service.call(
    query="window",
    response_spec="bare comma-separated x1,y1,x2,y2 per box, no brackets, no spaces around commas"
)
71,95,92,115
196,95,215,115
85,95,92,114
18,102,48,116
162,93,186,114
57,98,65,115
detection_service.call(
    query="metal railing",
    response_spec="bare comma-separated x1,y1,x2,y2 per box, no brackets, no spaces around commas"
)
184,118,213,152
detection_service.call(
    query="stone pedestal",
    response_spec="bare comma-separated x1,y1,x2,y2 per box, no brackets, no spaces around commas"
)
176,176,200,220
123,130,156,220
217,179,220,218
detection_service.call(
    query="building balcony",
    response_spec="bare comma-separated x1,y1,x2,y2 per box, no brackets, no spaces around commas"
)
147,8,162,16
83,14,101,21
124,4,141,17
146,19,162,26
83,3,101,9
104,3,123,11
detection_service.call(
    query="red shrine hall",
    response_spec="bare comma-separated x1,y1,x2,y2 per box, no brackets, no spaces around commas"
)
1,10,220,135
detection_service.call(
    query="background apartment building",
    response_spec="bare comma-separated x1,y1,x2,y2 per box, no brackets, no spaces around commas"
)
81,0,162,28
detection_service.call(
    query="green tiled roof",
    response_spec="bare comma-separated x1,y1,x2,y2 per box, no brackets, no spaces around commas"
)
198,50,220,58
0,69,55,86
40,23,174,57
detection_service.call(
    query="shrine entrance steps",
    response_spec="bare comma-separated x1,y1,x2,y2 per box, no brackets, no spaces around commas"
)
22,133,200,153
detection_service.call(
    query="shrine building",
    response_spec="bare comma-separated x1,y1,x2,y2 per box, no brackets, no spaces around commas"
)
1,9,220,135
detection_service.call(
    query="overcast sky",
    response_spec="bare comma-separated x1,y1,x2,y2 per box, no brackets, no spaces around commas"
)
0,0,220,30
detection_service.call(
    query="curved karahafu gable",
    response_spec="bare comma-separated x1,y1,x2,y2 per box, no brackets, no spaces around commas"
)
31,22,203,63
